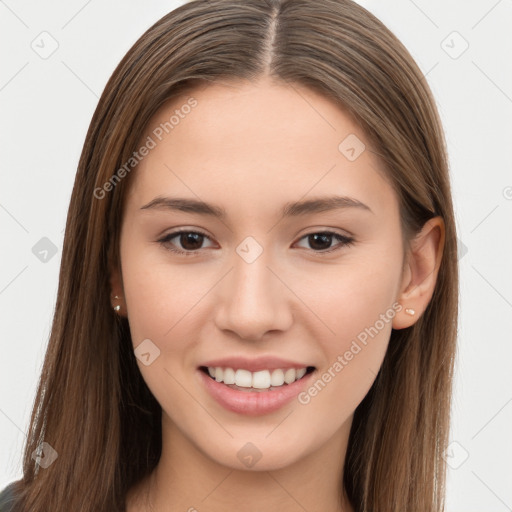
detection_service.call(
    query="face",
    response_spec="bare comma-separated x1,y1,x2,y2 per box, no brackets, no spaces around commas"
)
115,77,408,470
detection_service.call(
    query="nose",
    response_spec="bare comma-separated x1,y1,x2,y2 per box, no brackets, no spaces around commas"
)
213,251,293,341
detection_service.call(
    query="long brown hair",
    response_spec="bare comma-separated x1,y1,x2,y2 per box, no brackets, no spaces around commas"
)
12,0,458,510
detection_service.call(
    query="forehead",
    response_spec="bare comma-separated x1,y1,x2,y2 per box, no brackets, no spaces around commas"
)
126,78,397,221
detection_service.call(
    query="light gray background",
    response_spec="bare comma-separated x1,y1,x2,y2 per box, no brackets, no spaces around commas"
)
1,1,511,510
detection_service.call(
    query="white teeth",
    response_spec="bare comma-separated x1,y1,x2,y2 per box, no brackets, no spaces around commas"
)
270,369,285,386
222,367,236,385
235,369,252,387
284,368,296,384
252,370,271,389
296,367,307,379
206,366,310,389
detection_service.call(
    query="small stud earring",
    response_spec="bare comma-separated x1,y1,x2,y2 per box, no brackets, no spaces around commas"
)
112,295,121,312
405,308,415,316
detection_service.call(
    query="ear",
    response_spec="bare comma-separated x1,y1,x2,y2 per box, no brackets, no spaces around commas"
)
392,216,445,329
108,248,126,317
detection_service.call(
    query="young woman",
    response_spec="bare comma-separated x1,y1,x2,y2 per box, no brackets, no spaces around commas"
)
0,0,458,510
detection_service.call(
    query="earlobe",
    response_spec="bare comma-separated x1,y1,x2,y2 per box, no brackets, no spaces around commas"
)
109,260,126,317
392,216,445,330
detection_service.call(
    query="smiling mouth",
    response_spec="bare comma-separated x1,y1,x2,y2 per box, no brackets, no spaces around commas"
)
199,365,316,392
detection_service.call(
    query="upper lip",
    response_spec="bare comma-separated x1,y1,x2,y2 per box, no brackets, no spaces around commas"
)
199,356,314,373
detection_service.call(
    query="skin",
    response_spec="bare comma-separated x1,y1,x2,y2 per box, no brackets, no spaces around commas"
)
111,76,444,512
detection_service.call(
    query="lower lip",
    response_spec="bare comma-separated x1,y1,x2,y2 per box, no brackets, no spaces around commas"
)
198,369,315,416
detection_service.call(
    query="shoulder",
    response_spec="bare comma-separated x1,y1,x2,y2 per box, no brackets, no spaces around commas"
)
0,481,20,512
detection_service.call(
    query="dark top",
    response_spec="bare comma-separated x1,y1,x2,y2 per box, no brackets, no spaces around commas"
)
0,482,18,512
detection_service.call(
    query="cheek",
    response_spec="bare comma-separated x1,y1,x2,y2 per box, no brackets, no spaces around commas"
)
292,252,401,413
120,244,208,357
120,251,208,414
294,292,394,431
292,250,402,344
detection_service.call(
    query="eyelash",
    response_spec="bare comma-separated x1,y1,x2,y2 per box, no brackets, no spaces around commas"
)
157,229,355,257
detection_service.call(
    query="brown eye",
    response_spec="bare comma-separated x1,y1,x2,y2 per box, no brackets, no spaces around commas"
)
177,232,204,251
158,230,214,255
295,232,355,253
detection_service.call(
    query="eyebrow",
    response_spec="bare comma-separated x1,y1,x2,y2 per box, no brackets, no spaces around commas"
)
140,194,373,218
